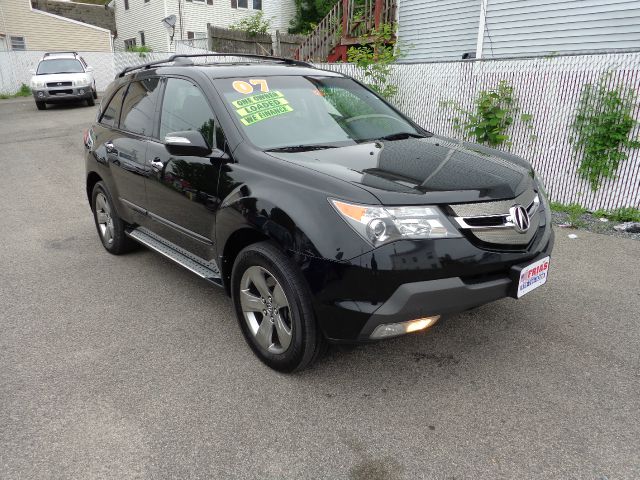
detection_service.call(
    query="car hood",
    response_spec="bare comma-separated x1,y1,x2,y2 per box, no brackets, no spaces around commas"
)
266,135,535,205
32,72,87,83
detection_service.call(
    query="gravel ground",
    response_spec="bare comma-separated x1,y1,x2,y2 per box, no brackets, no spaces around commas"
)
552,211,640,241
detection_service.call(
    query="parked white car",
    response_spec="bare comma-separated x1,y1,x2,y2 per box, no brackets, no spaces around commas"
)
30,52,97,110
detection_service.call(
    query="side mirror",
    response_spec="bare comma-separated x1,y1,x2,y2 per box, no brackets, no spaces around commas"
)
165,131,212,157
85,66,94,72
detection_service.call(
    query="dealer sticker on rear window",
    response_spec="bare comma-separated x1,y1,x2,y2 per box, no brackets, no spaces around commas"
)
517,256,550,298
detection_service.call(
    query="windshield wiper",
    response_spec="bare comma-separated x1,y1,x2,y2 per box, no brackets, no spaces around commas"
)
265,144,340,152
366,132,428,142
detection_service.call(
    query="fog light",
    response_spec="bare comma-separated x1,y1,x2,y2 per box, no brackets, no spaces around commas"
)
79,88,85,94
370,316,440,339
38,91,44,98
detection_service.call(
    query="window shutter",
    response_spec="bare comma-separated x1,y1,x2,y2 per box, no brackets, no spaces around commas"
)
207,0,213,4
231,0,237,8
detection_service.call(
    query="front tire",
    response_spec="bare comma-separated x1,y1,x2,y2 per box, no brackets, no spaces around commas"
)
231,242,325,372
36,101,46,110
92,83,98,99
86,96,95,106
91,181,136,255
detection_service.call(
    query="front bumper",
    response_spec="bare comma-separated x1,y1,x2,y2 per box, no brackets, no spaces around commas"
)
356,240,553,340
33,86,92,103
300,217,554,342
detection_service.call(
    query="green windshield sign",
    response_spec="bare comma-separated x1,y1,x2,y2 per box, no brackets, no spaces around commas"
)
232,90,293,126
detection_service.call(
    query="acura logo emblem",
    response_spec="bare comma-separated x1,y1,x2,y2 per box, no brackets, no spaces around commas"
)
509,205,530,233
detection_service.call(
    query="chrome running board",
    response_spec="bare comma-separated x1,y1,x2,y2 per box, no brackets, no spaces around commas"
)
127,227,222,286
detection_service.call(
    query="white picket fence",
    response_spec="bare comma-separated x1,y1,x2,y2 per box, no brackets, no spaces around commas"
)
1,50,638,210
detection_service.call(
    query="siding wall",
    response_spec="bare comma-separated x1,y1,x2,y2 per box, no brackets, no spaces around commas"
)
113,0,296,53
482,0,640,58
113,0,168,52
398,0,480,61
0,0,112,52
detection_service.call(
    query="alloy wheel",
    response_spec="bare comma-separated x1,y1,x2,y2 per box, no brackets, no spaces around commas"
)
95,192,114,245
240,265,293,354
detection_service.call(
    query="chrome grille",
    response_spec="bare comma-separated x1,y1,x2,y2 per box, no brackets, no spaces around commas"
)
450,190,536,217
451,190,541,246
47,81,72,87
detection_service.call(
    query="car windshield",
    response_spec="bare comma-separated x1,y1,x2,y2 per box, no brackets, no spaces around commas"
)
37,59,84,75
214,75,425,150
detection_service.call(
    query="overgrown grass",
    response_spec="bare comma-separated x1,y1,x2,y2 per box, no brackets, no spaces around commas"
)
550,202,640,226
592,207,640,223
549,202,588,227
0,83,31,99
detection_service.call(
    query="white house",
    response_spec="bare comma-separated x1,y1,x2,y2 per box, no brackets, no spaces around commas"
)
112,0,296,52
0,0,112,52
398,0,640,61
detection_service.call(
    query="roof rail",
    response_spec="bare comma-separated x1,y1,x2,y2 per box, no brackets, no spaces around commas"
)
43,51,79,58
117,53,313,78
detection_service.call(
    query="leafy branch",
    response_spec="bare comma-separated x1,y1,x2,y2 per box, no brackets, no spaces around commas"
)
347,23,402,99
570,76,640,191
440,81,533,148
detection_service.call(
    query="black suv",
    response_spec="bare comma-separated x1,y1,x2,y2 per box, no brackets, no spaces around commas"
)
84,54,554,372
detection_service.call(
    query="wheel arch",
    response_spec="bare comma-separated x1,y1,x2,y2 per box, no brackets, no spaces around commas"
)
220,227,270,295
86,171,102,204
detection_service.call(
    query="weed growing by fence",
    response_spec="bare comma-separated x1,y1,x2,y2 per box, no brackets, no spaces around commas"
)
126,45,153,58
441,81,533,148
230,12,271,37
551,202,640,225
0,83,31,100
347,24,401,99
570,77,640,191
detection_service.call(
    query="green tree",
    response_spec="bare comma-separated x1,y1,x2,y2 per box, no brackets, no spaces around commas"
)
289,0,338,34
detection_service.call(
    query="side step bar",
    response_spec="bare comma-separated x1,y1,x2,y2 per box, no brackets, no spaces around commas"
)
127,227,222,286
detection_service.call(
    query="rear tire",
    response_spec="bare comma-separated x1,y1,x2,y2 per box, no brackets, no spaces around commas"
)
91,181,137,255
36,101,46,110
231,241,325,372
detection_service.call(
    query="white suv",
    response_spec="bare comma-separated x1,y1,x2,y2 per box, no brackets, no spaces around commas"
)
30,52,97,110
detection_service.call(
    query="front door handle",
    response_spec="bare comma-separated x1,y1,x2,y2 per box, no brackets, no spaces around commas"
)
150,158,165,171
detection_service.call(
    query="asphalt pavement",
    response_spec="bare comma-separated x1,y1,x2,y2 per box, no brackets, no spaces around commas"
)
0,98,639,479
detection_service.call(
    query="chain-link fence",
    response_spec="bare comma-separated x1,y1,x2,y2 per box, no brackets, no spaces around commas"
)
1,50,638,210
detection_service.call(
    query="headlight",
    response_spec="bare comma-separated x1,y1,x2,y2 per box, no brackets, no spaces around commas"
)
330,199,461,246
534,171,548,204
31,79,45,89
73,76,89,87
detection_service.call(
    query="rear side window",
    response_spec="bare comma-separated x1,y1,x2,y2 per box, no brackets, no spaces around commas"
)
99,85,127,128
120,77,162,137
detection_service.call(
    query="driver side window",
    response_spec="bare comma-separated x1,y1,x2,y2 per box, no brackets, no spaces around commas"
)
160,78,217,148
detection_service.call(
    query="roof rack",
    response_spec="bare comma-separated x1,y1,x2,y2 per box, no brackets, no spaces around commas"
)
117,53,313,78
43,51,79,58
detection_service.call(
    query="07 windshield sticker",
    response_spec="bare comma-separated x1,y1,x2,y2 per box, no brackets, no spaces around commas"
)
231,91,294,126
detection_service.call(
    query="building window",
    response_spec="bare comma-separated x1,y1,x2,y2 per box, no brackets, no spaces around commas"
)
10,36,26,51
124,0,129,9
237,0,247,8
124,38,137,50
144,0,150,3
252,0,261,9
139,31,145,45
